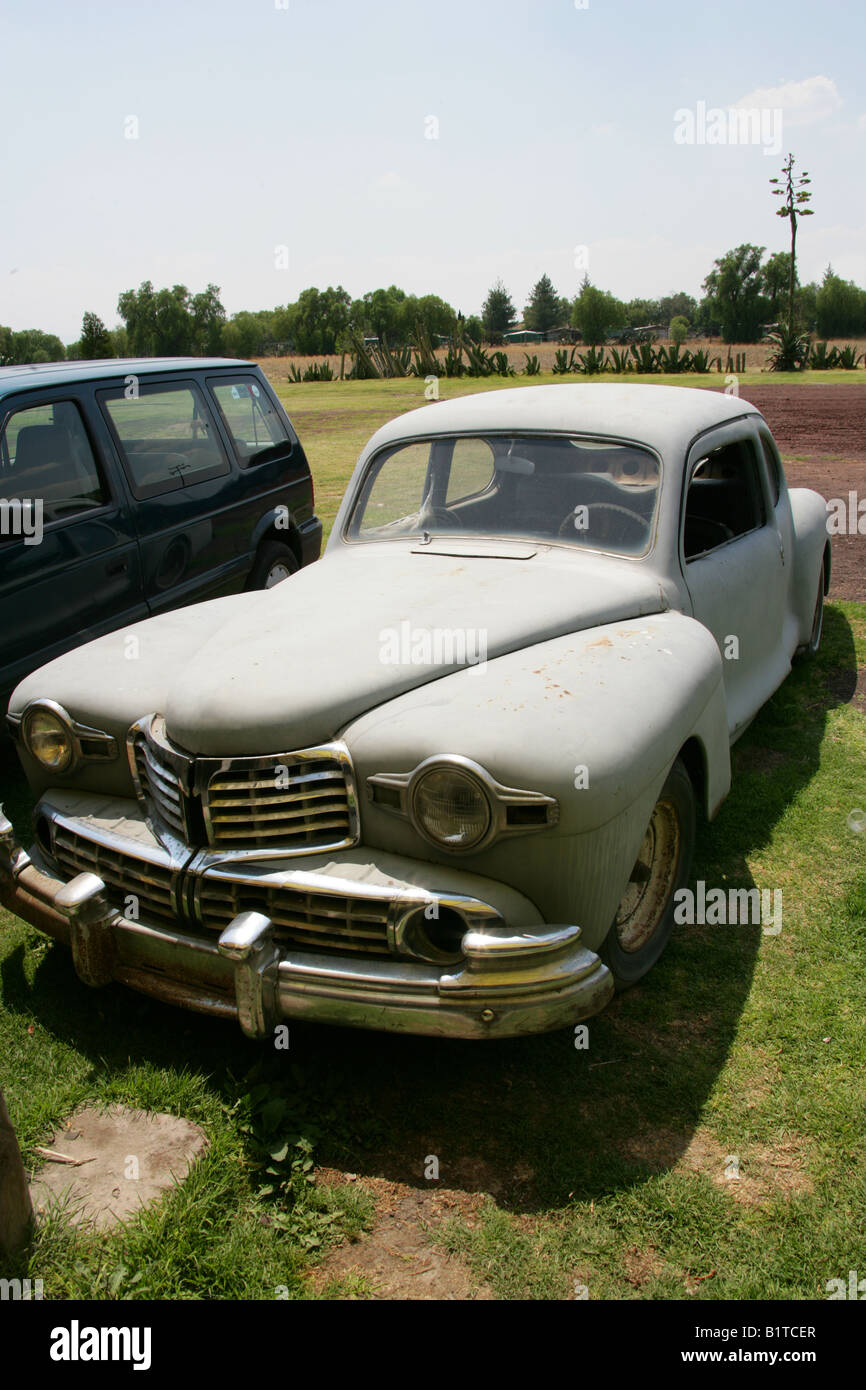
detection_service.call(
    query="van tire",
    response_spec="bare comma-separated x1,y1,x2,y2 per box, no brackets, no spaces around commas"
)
247,540,299,590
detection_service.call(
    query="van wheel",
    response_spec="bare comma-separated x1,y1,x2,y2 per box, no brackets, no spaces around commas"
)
599,758,695,988
248,541,299,590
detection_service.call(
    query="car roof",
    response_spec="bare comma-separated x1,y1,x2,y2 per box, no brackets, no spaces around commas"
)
364,382,763,459
0,357,255,400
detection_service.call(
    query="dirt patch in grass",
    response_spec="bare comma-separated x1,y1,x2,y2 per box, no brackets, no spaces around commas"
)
28,1106,208,1229
623,1243,665,1288
309,1170,493,1300
620,1126,813,1206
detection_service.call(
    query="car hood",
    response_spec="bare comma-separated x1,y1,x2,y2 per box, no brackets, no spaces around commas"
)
164,544,667,755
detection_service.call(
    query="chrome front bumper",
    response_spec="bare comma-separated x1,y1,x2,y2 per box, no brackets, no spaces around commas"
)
0,803,614,1040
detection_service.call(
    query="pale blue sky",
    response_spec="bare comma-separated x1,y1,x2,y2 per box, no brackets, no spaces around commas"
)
1,0,863,341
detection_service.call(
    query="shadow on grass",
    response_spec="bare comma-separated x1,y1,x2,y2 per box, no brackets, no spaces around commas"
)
1,607,858,1215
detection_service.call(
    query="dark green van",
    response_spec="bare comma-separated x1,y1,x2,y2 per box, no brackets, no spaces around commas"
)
0,357,321,710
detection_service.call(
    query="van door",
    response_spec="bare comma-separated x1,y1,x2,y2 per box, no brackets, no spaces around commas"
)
98,377,253,614
0,394,146,704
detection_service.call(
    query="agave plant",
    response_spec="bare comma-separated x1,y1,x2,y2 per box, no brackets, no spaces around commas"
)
464,342,494,376
552,347,578,374
578,347,608,376
489,350,515,377
410,321,441,377
688,349,721,374
835,344,865,370
302,360,335,381
807,341,838,370
287,363,304,383
608,348,632,374
764,325,810,372
523,353,541,376
630,342,658,374
655,344,692,374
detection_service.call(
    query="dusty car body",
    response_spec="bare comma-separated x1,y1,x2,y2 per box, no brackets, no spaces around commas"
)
1,384,829,1039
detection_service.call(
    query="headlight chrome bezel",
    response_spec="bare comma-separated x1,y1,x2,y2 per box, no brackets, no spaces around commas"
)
367,754,559,854
18,699,118,774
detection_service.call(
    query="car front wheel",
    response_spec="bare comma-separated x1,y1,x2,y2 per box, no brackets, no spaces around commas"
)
599,757,696,988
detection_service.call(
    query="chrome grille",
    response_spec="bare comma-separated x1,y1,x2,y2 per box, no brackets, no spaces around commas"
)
129,715,358,856
196,877,391,956
132,734,187,839
52,826,177,924
204,755,353,850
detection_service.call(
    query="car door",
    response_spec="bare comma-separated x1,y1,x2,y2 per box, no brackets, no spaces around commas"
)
681,423,789,739
97,375,248,614
0,391,147,706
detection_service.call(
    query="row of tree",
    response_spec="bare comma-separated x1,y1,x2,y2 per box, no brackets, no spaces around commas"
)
2,260,865,368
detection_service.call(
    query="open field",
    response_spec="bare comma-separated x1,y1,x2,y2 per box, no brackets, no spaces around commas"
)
1,377,864,1300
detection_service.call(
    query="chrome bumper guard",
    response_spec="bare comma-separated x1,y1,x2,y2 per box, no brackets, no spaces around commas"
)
0,806,614,1040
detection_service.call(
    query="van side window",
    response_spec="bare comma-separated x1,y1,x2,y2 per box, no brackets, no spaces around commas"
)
101,383,229,498
208,378,290,468
0,399,107,532
683,438,766,560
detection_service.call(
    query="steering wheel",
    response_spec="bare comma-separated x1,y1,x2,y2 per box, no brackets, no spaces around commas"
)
557,501,649,547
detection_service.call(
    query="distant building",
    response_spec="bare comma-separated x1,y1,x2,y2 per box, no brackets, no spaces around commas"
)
543,325,581,343
503,328,544,344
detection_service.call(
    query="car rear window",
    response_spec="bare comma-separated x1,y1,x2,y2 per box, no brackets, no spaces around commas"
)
100,382,230,497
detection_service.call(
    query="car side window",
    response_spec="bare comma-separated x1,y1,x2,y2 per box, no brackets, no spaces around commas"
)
355,442,432,534
208,377,291,468
100,383,229,498
683,437,766,561
0,399,107,535
446,438,495,504
759,433,783,507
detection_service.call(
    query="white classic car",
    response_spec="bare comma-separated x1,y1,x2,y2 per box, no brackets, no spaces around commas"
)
1,384,829,1039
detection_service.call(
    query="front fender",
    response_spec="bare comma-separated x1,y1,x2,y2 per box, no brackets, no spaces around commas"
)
342,611,731,938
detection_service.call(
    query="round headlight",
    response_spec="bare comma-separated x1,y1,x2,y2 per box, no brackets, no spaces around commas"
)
411,764,491,850
22,705,74,772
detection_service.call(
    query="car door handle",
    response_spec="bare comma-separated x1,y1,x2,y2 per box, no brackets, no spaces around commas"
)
106,558,128,577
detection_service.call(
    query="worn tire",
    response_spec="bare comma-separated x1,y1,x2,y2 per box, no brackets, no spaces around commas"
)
599,757,696,989
801,560,825,658
247,540,299,590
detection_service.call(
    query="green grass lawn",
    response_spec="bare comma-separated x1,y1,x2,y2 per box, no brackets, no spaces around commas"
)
1,375,864,1300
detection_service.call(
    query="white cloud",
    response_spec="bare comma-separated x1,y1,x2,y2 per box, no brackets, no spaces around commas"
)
732,75,842,126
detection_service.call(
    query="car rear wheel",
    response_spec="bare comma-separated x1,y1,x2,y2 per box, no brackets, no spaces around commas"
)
599,757,696,988
247,540,299,590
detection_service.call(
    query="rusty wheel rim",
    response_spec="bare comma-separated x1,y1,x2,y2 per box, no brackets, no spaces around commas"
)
614,800,681,953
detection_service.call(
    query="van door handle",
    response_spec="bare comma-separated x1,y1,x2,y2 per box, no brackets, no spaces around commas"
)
106,558,128,577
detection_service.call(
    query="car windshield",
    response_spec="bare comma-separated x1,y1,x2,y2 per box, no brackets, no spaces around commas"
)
347,433,661,556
